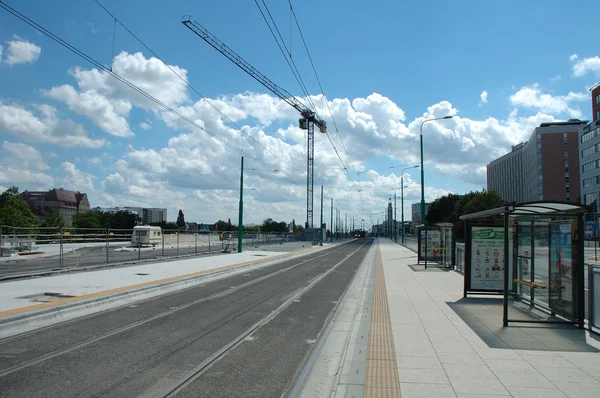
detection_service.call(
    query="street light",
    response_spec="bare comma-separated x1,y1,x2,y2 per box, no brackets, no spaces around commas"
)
420,116,452,268
401,165,419,244
238,158,258,253
419,116,453,224
391,165,419,244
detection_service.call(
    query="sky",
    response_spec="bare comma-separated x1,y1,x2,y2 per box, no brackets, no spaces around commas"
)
1,0,600,229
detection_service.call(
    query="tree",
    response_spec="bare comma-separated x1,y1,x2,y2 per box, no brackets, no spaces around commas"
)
109,211,137,230
0,186,37,229
40,212,65,229
177,209,185,228
426,194,461,224
72,211,102,229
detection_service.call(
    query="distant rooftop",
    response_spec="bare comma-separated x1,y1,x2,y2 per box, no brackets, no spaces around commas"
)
539,119,588,127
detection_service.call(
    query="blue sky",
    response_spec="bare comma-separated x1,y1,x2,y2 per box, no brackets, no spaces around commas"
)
1,0,600,227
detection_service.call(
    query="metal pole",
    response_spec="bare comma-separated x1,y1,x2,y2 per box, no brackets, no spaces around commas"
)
330,198,333,243
238,156,244,253
60,228,63,269
420,130,425,228
320,185,323,246
195,232,197,254
177,231,180,255
138,231,141,261
401,178,405,244
394,192,397,242
209,232,211,252
162,229,165,256
106,227,109,265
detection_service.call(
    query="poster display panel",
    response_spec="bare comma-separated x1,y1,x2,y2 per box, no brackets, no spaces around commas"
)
470,227,504,291
419,230,440,260
549,221,574,318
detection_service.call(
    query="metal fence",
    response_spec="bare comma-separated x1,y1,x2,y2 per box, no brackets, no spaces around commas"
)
455,242,465,273
400,237,418,253
588,264,600,333
0,225,294,278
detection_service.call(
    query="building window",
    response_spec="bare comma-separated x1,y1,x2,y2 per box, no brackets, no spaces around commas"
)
596,94,600,104
597,110,600,120
583,177,597,187
583,146,597,157
564,161,569,167
585,193,598,205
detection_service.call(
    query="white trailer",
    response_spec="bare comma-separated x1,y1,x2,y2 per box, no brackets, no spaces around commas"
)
131,225,162,247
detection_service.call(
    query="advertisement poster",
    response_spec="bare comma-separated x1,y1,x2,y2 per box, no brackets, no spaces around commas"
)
549,221,573,317
470,227,504,291
419,230,441,260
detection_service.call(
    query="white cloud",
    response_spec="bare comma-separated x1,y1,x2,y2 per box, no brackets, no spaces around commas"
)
0,168,53,189
47,152,59,158
0,102,106,148
0,44,3,62
43,85,133,137
509,84,587,118
4,35,41,66
550,74,562,82
41,51,192,139
2,141,48,171
87,90,569,224
479,90,488,106
88,157,102,166
140,122,151,130
570,54,600,77
59,162,94,191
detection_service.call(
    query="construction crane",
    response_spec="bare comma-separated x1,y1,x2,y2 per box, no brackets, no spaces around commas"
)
181,16,326,230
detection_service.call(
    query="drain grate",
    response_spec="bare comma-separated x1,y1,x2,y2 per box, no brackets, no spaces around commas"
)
252,254,268,257
135,273,150,276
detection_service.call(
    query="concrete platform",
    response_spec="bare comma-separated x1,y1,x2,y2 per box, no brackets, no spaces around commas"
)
296,239,600,398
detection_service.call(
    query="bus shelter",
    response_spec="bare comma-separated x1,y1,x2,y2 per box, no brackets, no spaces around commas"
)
417,222,453,268
460,201,585,328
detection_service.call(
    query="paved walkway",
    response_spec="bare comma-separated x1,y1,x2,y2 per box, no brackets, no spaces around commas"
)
379,239,600,398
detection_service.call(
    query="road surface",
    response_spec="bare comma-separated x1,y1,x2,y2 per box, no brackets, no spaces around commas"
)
0,239,372,397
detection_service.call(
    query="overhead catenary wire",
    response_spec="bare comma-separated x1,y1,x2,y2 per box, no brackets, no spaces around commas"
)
94,0,304,176
0,1,307,192
253,0,320,118
287,1,359,177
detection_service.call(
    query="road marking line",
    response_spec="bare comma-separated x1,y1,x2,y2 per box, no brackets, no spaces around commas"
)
0,249,313,318
364,242,400,397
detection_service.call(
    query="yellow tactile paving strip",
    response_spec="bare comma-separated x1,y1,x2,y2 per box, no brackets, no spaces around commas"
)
0,248,310,318
364,243,400,398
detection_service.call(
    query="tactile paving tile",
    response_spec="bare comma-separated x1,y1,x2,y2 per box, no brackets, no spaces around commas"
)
364,243,401,397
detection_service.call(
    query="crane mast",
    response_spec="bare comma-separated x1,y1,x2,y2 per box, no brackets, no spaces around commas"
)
182,16,326,230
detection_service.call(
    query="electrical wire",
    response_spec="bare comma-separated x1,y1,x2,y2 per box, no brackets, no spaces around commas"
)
287,0,364,205
0,1,307,192
94,0,304,176
252,0,319,118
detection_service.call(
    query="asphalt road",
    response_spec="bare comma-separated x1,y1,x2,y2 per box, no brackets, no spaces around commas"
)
0,239,372,398
0,240,312,279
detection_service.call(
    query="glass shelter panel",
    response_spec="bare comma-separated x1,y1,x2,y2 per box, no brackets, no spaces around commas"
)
507,215,583,325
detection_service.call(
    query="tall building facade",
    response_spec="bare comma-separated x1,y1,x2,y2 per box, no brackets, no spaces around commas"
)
487,120,587,203
592,83,600,122
578,119,600,207
487,142,527,203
